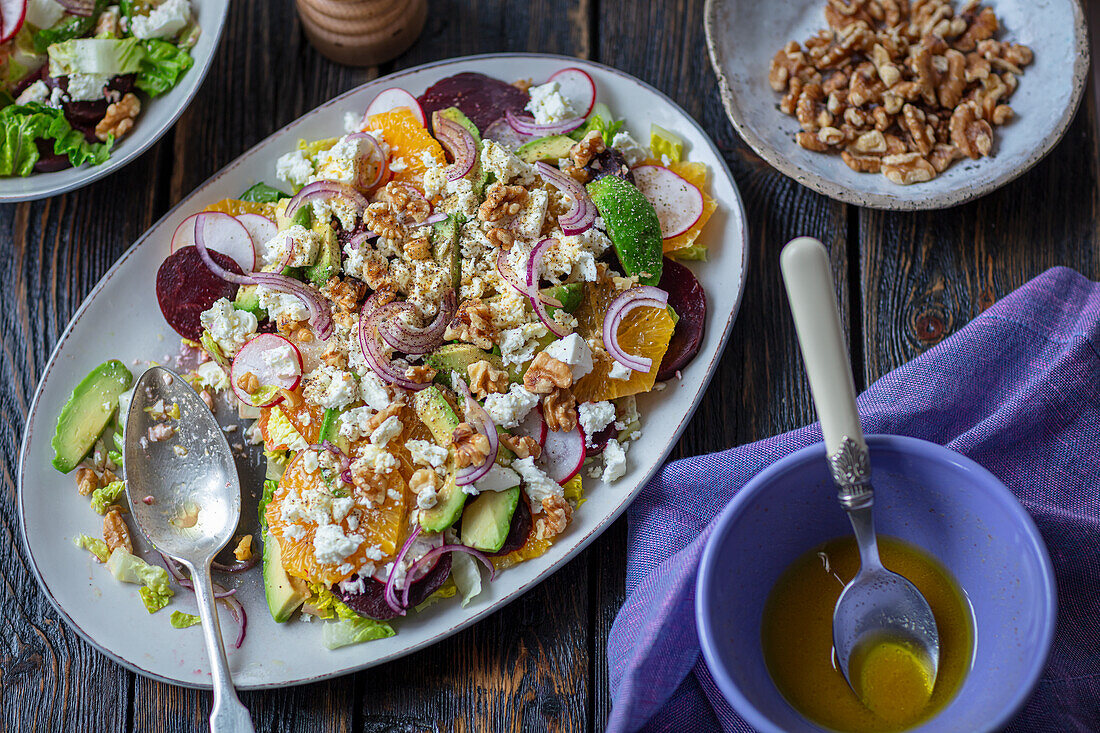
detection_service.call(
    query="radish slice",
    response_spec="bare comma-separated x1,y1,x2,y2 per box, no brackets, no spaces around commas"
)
363,88,426,127
548,67,596,118
631,165,705,239
230,334,303,407
0,0,27,43
172,212,256,272
538,418,585,484
516,408,547,448
235,213,277,259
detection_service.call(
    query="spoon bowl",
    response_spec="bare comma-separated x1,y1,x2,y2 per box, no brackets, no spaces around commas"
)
124,366,254,733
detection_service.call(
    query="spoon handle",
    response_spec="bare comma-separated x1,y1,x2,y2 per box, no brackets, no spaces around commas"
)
189,561,255,733
780,237,872,509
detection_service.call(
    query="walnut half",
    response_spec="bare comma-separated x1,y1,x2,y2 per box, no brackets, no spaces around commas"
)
95,93,141,142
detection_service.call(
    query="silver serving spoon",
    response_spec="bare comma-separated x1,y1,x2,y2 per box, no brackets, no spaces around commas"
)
780,237,940,697
124,366,255,733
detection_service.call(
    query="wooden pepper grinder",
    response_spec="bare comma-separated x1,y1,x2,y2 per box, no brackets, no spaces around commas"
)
296,0,428,67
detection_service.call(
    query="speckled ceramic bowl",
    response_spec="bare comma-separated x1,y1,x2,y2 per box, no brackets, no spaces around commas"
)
704,0,1089,210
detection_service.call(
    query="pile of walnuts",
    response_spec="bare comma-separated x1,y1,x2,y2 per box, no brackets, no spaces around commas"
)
769,0,1033,184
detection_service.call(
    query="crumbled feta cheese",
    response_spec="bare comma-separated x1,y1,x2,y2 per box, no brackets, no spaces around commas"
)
416,482,438,509
343,111,362,134
480,139,535,185
313,524,361,565
421,163,448,199
572,251,598,282
512,457,564,511
661,153,671,167
370,416,403,447
407,439,449,470
312,196,359,232
338,406,376,441
301,450,320,474
193,361,228,392
255,286,310,324
420,149,444,168
601,438,628,482
332,496,354,523
199,298,258,357
261,343,300,381
511,188,548,240
388,156,408,172
526,81,577,125
65,73,109,102
338,574,365,595
359,371,392,411
303,365,358,410
15,80,49,106
130,0,191,39
609,360,633,380
313,134,374,187
487,289,532,331
264,225,320,268
542,333,593,381
49,86,68,108
469,463,521,496
442,177,479,219
499,322,549,367
373,449,398,474
611,131,649,168
483,384,540,428
276,150,315,189
578,401,616,445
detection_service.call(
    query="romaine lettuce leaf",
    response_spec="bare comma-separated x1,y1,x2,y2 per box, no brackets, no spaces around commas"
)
170,610,201,628
135,39,193,97
139,585,171,613
90,480,126,514
74,533,110,562
106,548,175,613
321,616,394,649
451,550,483,608
48,37,146,76
0,103,113,176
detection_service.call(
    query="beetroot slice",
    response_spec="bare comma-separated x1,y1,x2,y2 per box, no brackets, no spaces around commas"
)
487,491,533,557
334,553,453,620
156,246,243,341
656,257,707,381
585,423,617,458
417,72,529,134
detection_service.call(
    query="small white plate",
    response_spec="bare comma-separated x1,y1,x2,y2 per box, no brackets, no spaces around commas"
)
0,0,229,203
18,54,750,689
704,0,1088,210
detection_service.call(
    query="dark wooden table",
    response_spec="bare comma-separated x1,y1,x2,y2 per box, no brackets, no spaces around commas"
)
3,1,1097,730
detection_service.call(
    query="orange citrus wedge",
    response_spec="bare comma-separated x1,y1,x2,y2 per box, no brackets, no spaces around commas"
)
366,107,445,186
203,198,279,219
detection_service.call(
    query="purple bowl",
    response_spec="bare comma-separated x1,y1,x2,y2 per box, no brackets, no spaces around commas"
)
696,434,1056,733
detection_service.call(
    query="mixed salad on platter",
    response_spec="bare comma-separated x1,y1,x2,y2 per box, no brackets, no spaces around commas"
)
52,66,718,649
0,0,197,176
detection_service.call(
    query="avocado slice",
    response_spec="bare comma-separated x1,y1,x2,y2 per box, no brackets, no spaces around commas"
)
412,385,462,444
425,344,506,386
419,471,467,533
544,283,583,315
586,175,664,286
51,360,133,473
515,135,575,164
262,532,308,622
461,486,521,552
431,214,463,290
233,284,264,319
305,223,340,286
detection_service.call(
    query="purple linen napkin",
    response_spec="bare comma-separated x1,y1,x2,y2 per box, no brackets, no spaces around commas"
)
606,267,1100,732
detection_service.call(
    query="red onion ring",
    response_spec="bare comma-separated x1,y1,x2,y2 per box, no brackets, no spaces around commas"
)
526,238,569,337
423,212,448,225
453,377,500,486
535,161,596,235
252,272,333,341
400,544,496,609
432,111,476,181
358,294,430,390
345,229,377,250
496,249,562,307
345,131,386,190
194,214,257,286
284,181,369,222
505,109,584,136
383,525,422,615
377,289,456,356
211,558,259,573
159,553,248,647
58,0,94,15
603,286,670,372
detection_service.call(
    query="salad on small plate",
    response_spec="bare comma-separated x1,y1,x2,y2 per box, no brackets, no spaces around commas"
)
20,54,747,687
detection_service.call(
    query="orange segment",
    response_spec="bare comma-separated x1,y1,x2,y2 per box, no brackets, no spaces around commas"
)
366,108,445,186
203,198,279,219
266,450,409,585
637,160,717,254
572,278,675,402
259,398,325,450
492,534,552,571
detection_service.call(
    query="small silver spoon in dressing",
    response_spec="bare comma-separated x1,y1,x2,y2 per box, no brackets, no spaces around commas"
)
780,237,940,697
124,366,255,733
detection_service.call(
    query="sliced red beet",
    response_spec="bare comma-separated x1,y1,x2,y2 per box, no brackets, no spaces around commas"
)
334,553,453,620
417,72,529,134
656,257,707,381
487,491,533,557
156,245,243,341
585,423,617,457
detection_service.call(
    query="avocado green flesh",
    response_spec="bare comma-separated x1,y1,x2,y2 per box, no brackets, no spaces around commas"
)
461,486,520,552
515,135,575,164
51,360,133,473
305,224,340,286
263,533,308,622
412,385,461,444
587,175,664,286
425,344,506,387
234,284,263,318
419,472,467,533
544,282,583,315
431,214,463,290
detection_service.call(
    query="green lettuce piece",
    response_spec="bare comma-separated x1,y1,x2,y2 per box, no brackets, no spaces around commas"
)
90,480,126,514
47,37,146,76
258,479,278,531
106,548,175,613
240,182,289,203
321,616,395,649
33,2,107,54
134,40,193,97
170,610,201,628
413,577,457,613
74,534,109,562
451,550,483,608
304,582,359,621
0,103,113,176
570,103,625,143
2,27,46,93
670,243,708,261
